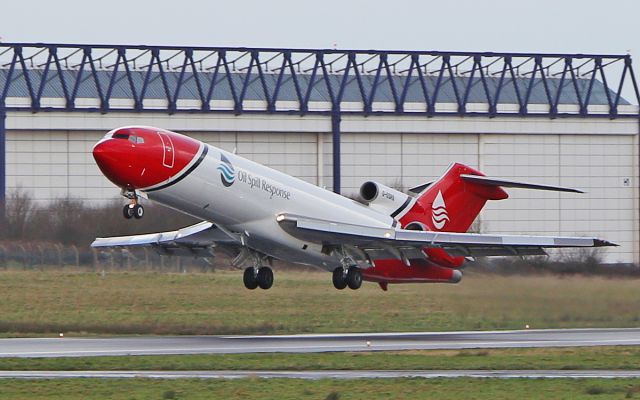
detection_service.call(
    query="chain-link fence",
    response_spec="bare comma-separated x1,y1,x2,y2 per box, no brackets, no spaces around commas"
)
0,240,227,272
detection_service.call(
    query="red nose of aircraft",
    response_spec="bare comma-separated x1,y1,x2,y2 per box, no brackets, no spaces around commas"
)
92,127,201,190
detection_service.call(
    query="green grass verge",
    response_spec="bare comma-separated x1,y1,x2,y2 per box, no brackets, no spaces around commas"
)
0,270,639,336
1,378,640,399
1,346,639,371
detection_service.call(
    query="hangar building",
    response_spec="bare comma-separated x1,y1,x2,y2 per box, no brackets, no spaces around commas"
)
0,44,638,263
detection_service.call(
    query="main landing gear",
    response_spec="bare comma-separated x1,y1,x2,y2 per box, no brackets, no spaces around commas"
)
243,266,274,290
122,190,144,220
332,266,362,290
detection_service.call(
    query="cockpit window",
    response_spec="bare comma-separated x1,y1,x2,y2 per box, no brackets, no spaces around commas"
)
128,135,144,144
112,128,135,140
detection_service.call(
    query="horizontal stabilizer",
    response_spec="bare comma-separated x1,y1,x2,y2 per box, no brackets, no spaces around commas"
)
460,174,584,193
408,181,435,194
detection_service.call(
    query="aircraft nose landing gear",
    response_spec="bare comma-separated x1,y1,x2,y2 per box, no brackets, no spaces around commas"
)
122,203,144,219
122,204,144,219
122,190,144,220
133,204,144,219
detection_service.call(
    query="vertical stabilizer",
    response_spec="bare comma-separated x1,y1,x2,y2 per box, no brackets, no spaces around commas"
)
399,163,508,233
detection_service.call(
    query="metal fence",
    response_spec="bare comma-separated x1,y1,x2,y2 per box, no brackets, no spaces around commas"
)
0,241,218,272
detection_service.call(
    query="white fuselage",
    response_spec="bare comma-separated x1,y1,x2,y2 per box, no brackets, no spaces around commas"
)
145,143,394,270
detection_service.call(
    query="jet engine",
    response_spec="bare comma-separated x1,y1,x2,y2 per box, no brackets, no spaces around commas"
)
359,181,411,217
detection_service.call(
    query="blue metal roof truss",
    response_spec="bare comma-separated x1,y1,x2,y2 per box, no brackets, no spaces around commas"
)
0,44,637,118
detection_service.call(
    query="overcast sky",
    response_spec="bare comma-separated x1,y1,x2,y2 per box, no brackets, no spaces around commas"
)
1,0,637,56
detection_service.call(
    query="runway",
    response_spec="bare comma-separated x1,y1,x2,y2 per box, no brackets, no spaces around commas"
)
1,370,640,380
0,328,638,358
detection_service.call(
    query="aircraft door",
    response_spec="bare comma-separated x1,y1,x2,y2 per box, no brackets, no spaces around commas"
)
156,131,175,168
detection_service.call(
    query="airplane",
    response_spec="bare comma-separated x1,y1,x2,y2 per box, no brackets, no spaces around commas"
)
91,126,615,291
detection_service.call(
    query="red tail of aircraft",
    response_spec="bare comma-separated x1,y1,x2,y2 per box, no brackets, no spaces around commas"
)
400,163,509,233
363,163,584,290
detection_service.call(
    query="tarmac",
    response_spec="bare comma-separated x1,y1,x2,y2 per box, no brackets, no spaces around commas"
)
0,327,638,358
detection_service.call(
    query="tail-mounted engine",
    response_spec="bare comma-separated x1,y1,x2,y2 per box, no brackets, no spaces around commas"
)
359,181,412,217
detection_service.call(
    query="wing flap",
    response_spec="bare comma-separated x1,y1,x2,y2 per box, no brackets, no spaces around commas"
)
444,246,548,257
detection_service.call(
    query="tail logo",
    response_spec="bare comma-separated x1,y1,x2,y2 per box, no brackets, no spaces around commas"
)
431,190,450,230
217,153,235,187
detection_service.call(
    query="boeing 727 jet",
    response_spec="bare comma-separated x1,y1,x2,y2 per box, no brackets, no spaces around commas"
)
92,126,614,291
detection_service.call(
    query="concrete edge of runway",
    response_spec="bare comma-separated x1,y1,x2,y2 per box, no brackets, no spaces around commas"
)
224,327,640,340
1,370,640,380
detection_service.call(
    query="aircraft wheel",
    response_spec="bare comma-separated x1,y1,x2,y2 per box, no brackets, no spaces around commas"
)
243,267,258,290
133,204,144,219
332,267,347,290
257,267,274,290
123,204,134,219
346,267,363,290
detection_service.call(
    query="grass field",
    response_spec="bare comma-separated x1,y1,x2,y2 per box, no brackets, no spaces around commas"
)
1,378,640,399
1,346,639,371
0,269,638,336
1,270,638,399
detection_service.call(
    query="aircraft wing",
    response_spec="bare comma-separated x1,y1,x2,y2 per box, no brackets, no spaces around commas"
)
91,221,240,257
277,214,615,258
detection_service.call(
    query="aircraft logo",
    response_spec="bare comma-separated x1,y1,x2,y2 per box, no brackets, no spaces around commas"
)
217,153,235,187
431,190,449,230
